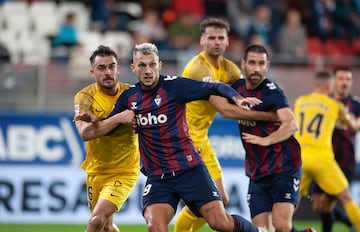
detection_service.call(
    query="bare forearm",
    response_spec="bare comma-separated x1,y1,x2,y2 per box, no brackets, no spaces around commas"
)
77,116,120,141
76,111,133,141
221,108,277,121
210,96,278,121
265,120,298,145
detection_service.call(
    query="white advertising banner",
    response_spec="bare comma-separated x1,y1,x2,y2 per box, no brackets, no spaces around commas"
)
0,165,250,224
0,112,359,224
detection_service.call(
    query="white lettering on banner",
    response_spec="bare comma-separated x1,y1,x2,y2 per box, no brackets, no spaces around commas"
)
8,125,37,160
37,126,64,161
0,117,84,164
0,128,7,160
0,165,251,224
60,117,84,165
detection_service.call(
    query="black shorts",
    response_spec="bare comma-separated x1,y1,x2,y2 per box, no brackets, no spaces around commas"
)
142,163,222,217
247,168,301,218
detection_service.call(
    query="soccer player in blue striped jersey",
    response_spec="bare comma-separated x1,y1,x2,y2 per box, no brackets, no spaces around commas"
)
75,42,268,232
310,66,360,232
231,44,314,232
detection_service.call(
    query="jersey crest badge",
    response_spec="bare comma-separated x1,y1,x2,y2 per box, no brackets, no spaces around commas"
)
154,95,162,106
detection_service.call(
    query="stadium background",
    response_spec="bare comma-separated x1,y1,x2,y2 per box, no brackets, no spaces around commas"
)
0,0,360,229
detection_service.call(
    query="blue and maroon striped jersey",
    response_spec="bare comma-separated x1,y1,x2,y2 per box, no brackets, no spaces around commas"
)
111,75,239,176
231,78,302,181
332,95,360,175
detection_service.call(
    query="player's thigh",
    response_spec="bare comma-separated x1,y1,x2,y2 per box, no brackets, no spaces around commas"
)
144,203,175,228
313,157,349,195
272,202,295,224
252,212,271,228
142,175,180,215
200,139,223,181
311,193,336,212
248,180,274,218
180,164,222,217
86,174,100,213
199,200,230,226
99,172,139,211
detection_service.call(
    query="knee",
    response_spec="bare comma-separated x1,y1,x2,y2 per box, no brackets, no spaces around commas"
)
206,216,228,231
147,223,166,232
312,202,329,213
88,214,106,230
145,217,167,232
103,223,119,232
337,188,352,205
272,218,292,232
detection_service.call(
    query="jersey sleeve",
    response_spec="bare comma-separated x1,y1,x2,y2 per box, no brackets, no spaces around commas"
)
172,76,238,103
269,84,290,110
109,91,129,117
74,92,94,115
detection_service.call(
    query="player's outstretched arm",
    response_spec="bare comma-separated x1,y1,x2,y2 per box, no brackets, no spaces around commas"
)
338,103,360,131
74,109,135,141
242,107,298,146
209,95,278,121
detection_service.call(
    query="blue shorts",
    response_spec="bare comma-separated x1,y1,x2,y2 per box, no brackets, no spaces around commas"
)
142,163,222,217
247,168,301,218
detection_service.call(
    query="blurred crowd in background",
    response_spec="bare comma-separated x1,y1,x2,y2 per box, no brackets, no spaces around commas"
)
1,0,360,111
1,0,360,66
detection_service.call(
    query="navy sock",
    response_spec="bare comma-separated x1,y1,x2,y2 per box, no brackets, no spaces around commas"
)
333,204,352,227
231,214,258,232
320,212,335,232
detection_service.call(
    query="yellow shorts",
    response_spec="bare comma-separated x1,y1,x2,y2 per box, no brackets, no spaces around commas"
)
196,138,223,180
300,151,348,197
86,171,139,213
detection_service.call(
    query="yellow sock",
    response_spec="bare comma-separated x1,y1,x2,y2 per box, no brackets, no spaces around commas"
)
174,208,207,232
343,200,360,231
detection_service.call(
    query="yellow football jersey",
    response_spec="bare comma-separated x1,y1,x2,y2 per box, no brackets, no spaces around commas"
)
74,82,140,175
183,51,241,145
293,93,349,158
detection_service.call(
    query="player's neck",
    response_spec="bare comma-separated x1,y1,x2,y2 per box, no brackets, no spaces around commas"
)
333,91,347,101
100,86,118,96
313,88,329,95
204,52,221,69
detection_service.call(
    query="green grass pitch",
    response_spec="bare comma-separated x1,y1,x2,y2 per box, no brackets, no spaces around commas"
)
0,221,350,232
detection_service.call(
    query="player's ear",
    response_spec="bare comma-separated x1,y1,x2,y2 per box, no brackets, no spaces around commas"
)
90,68,95,77
240,59,245,70
265,61,270,72
130,63,135,73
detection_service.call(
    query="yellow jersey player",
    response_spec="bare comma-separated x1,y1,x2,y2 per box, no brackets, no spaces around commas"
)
293,70,360,231
174,17,241,232
73,45,140,232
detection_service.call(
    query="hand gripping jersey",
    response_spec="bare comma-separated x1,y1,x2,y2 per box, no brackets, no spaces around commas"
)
110,75,239,176
232,78,302,181
332,95,360,174
74,82,140,175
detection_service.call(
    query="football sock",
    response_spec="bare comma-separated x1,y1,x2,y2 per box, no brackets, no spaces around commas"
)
333,204,352,227
343,200,360,231
173,208,206,232
320,212,334,232
231,214,259,232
